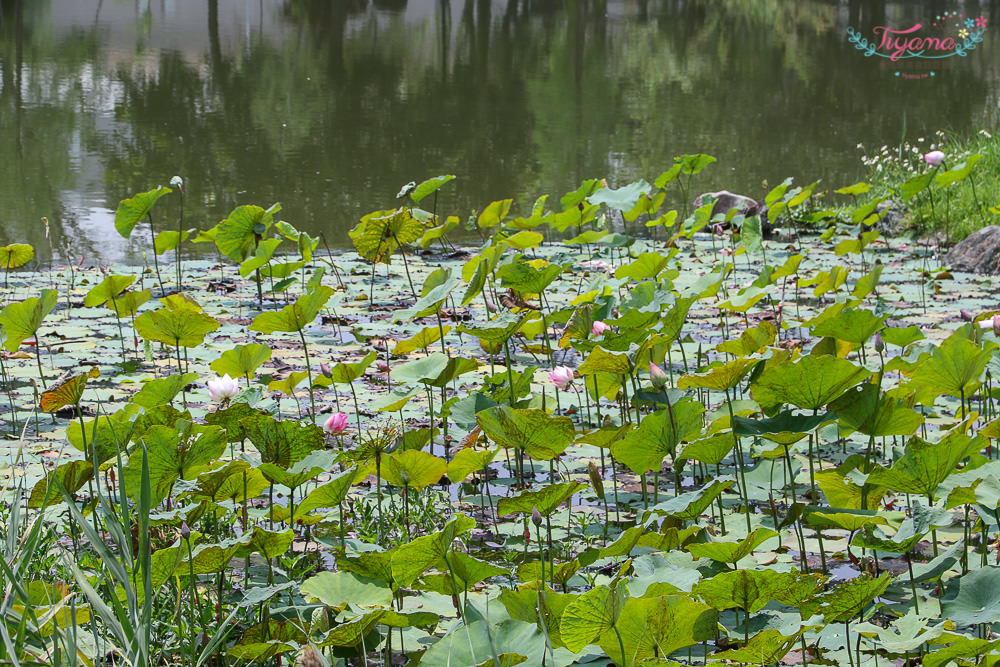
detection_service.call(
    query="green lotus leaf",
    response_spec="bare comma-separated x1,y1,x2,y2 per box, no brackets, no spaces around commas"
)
0,290,58,351
577,346,633,376
83,275,136,307
233,526,295,560
393,325,449,355
687,527,779,565
28,461,93,508
810,307,886,346
908,335,992,403
717,321,777,356
497,482,584,518
214,203,280,262
678,356,759,391
447,447,499,483
644,480,734,522
67,405,139,464
751,355,872,411
239,237,282,277
249,286,335,334
560,583,629,652
380,449,447,490
134,300,220,348
114,185,171,238
124,424,227,506
804,572,892,622
350,207,425,264
477,405,575,461
495,257,562,294
712,628,803,664
409,174,455,203
390,514,475,587
458,312,525,344
418,551,508,595
258,449,338,490
867,431,982,500
598,594,717,665
477,198,513,228
392,352,478,388
610,399,704,475
132,373,198,409
210,344,272,381
500,588,573,649
0,243,34,270
830,383,924,437
240,413,326,469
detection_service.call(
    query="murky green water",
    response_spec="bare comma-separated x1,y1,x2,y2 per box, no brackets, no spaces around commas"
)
1,0,997,262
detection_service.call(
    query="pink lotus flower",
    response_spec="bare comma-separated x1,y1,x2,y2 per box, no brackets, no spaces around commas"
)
324,412,349,435
924,150,945,167
649,362,669,389
591,320,610,337
550,366,575,390
207,374,239,403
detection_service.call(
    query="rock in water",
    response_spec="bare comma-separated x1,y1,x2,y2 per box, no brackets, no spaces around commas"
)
945,226,1000,274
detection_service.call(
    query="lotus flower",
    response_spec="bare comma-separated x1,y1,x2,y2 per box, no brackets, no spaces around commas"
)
324,412,349,436
207,374,239,403
649,361,669,389
591,320,610,337
924,150,945,167
550,365,575,390
873,333,885,353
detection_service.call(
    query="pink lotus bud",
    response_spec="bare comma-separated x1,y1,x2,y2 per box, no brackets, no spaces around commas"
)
649,361,669,389
549,365,575,390
961,310,974,322
993,315,1000,337
324,412,349,436
924,150,945,167
873,333,885,353
319,363,332,378
206,374,239,403
531,507,543,527
591,320,610,337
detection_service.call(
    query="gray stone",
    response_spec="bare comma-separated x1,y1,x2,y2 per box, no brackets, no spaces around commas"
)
693,190,760,219
872,200,906,236
945,226,1000,274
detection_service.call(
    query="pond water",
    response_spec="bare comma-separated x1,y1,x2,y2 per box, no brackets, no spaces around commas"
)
1,0,998,262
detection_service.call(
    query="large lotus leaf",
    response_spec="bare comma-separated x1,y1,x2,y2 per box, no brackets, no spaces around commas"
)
318,609,386,648
189,460,269,503
678,357,759,391
881,325,925,348
410,174,455,203
909,336,992,403
83,275,135,307
732,410,832,439
214,204,279,262
922,636,1000,667
280,468,358,521
804,573,892,622
717,321,777,356
610,399,704,475
107,289,151,317
227,620,303,662
132,372,198,409
853,612,942,654
598,594,717,665
500,588,573,649
850,521,921,554
226,527,292,561
477,406,575,461
350,207,424,264
249,286,335,334
0,290,58,351
810,307,887,346
935,153,982,187
807,510,889,533
391,352,478,388
576,346,633,376
418,551,508,595
124,424,227,506
321,349,377,385
393,325,449,355
497,482,584,518
687,527,779,564
258,450,338,490
0,243,33,269
590,180,652,212
677,433,734,465
381,450,447,490
867,431,982,499
940,566,1000,627
268,372,308,397
210,344,272,381
447,447,499,482
204,402,262,443
134,304,220,348
477,198,513,228
830,383,924,437
418,619,560,667
614,252,669,283
644,480,734,522
458,312,525,344
814,469,887,510
114,185,171,238
28,461,93,508
713,629,803,664
751,355,872,410
241,413,325,468
40,367,100,413
239,238,282,277
337,550,395,588
390,514,475,587
67,406,139,464
560,584,629,652
496,257,563,295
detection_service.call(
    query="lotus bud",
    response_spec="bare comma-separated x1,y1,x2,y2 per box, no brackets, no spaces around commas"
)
549,365,575,390
993,314,1000,337
169,175,184,191
961,310,974,322
873,333,885,353
531,507,543,528
319,362,332,378
588,461,605,500
324,412,349,436
591,320,610,337
206,374,239,403
924,150,945,167
180,521,191,539
649,361,669,389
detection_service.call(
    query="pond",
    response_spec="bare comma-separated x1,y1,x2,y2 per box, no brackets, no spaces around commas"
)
1,0,997,262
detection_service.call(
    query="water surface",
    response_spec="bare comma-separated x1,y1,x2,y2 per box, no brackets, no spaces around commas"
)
1,0,997,262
